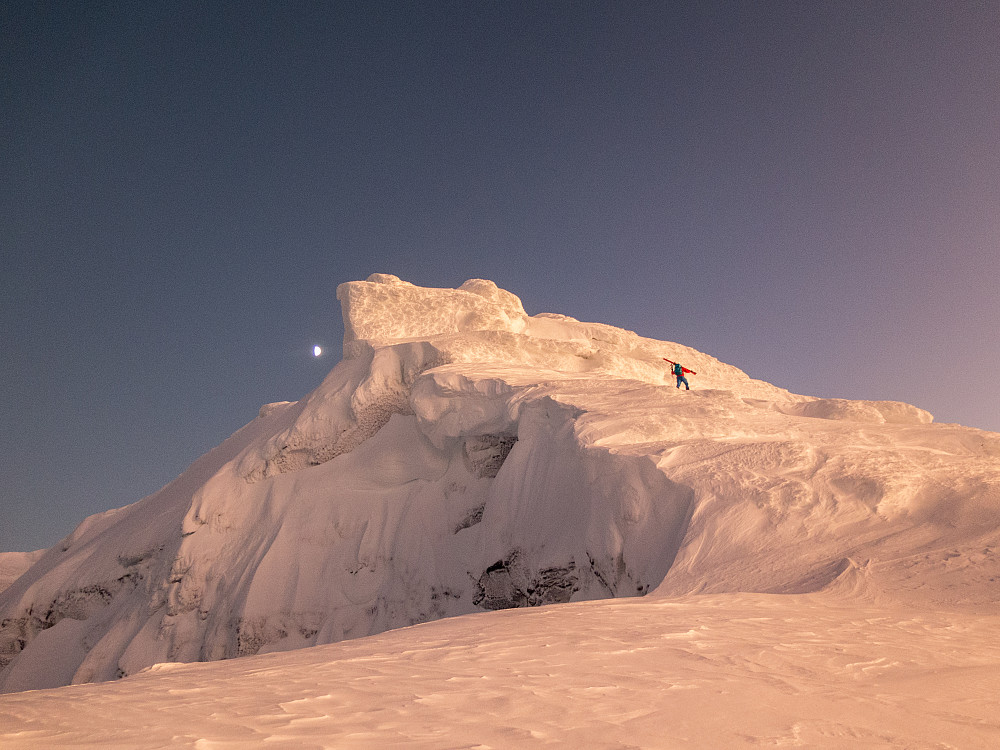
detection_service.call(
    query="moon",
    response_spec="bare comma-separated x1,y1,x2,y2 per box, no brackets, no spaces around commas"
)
313,345,322,357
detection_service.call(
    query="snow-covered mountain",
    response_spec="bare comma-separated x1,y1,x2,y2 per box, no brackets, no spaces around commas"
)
2,274,998,694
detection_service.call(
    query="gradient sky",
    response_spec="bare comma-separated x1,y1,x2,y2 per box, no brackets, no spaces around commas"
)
3,1,999,553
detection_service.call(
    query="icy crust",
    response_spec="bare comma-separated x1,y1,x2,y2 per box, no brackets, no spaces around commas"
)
2,276,998,693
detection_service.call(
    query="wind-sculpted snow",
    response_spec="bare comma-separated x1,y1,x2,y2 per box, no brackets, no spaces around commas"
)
2,273,999,693
337,274,528,356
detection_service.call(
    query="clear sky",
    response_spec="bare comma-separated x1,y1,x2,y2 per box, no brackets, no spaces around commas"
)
3,1,999,553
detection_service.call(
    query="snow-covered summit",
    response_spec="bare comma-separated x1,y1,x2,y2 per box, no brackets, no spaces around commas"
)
1,276,997,693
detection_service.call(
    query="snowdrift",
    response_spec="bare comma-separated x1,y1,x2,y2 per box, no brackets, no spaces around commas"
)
2,274,998,693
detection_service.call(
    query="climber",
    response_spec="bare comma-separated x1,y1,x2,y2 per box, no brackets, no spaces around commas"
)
663,358,695,390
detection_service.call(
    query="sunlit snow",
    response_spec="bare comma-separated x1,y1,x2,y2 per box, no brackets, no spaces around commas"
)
1,274,999,747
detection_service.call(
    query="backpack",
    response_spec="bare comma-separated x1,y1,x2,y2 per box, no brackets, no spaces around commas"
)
673,363,683,376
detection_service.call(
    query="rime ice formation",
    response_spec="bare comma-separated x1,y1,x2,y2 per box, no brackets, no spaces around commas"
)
2,274,998,693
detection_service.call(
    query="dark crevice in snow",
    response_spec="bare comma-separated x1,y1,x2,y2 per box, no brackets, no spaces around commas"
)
588,552,649,597
454,502,486,533
474,552,579,610
463,434,518,479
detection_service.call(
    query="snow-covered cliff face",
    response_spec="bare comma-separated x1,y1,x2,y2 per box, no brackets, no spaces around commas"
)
2,275,998,693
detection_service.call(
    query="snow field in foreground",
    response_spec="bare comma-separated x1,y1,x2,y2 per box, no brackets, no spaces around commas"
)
1,592,998,749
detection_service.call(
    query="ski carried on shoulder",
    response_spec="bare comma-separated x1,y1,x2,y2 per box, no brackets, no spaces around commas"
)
663,358,696,375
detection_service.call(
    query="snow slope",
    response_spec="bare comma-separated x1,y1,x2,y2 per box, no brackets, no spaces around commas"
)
2,275,998,699
2,592,999,749
0,552,43,596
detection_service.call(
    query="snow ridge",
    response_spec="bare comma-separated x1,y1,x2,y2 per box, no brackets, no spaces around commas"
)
1,274,998,693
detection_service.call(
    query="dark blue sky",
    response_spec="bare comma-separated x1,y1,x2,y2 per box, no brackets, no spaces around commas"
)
3,1,999,552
